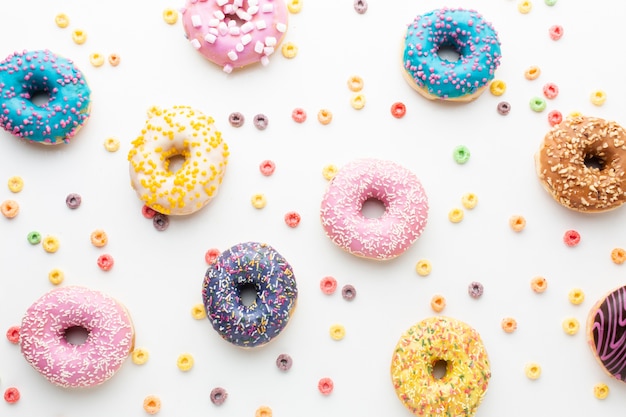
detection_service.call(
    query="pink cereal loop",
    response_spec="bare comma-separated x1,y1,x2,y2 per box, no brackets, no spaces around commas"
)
284,211,301,228
259,160,276,176
549,25,564,40
291,108,307,123
542,83,559,99
547,110,563,126
320,276,337,294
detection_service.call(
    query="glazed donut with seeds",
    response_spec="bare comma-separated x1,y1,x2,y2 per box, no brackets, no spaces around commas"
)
535,116,626,213
320,158,428,260
128,105,229,215
19,286,134,388
181,0,288,73
0,49,91,144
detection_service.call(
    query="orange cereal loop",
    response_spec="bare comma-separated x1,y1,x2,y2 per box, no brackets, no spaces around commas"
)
524,65,541,80
143,395,161,415
72,29,87,44
55,13,70,28
347,75,364,92
163,8,179,24
610,247,626,264
108,53,121,66
317,109,333,125
501,317,517,333
90,229,108,247
568,288,585,305
430,294,446,313
1,199,19,218
509,215,526,232
530,276,547,293
255,406,273,417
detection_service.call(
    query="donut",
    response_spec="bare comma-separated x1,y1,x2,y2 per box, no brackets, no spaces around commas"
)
401,8,502,102
390,316,491,417
319,158,428,261
587,285,626,381
0,49,91,144
128,105,230,216
535,115,626,213
202,241,298,348
19,286,135,388
181,0,288,73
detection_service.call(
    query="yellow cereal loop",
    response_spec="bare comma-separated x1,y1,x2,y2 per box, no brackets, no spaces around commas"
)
347,75,364,92
177,353,194,371
251,193,267,209
322,164,338,180
593,382,609,399
525,362,541,380
7,176,24,193
350,93,366,110
448,207,464,223
461,192,478,209
42,235,60,253
48,268,65,285
590,90,607,106
568,288,585,305
163,8,179,24
489,80,506,96
132,348,150,365
281,42,298,59
103,137,120,152
89,53,105,67
517,0,532,14
562,317,579,335
329,324,346,340
287,0,303,13
568,110,583,118
72,29,87,45
415,259,432,277
255,406,273,417
191,303,206,320
55,13,70,28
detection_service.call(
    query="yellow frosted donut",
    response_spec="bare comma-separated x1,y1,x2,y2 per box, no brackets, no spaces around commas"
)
390,316,491,417
128,106,229,215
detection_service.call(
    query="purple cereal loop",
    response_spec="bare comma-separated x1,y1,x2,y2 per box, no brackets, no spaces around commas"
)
497,101,511,115
228,112,244,128
210,387,228,405
153,213,170,231
468,281,484,298
65,193,82,209
276,353,293,371
354,0,368,14
253,114,269,130
342,284,356,301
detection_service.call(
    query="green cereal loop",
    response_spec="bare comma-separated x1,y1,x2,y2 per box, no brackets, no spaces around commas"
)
529,97,547,112
544,0,557,5
453,145,471,164
27,231,42,245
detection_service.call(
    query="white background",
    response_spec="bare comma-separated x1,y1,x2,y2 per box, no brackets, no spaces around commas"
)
1,0,626,416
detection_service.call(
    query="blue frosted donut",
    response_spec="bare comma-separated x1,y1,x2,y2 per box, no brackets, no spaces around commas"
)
0,49,91,145
402,8,502,101
202,242,298,348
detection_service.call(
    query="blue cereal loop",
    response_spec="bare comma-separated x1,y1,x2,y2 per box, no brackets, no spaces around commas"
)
0,49,92,145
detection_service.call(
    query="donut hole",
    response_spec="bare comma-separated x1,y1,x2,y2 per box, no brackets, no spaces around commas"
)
29,89,51,107
63,326,90,345
431,359,448,380
583,153,606,171
436,44,461,63
166,154,186,174
361,197,386,219
223,0,250,27
238,282,258,307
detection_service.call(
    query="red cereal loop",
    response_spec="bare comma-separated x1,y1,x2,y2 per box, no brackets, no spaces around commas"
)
390,102,406,118
291,108,307,123
141,204,157,219
259,160,276,176
6,325,20,344
542,83,559,99
97,254,115,271
284,211,301,228
318,377,334,395
563,230,581,247
549,24,564,40
548,110,563,126
4,387,20,404
205,248,221,264
320,276,337,295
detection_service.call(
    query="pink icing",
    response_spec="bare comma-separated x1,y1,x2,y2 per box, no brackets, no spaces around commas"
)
320,158,429,260
181,0,289,72
19,286,134,388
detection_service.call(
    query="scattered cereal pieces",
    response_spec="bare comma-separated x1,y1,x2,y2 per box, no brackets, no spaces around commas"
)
320,276,337,294
322,164,338,180
4,387,20,404
72,29,87,44
590,90,607,106
501,317,517,333
104,137,120,152
549,25,564,40
132,348,150,365
153,213,170,231
448,208,464,223
497,101,511,115
341,284,356,301
415,259,432,277
6,326,19,344
205,248,221,264
255,405,273,417
251,193,267,209
543,82,559,99
48,268,65,285
509,215,526,232
90,229,108,247
42,235,60,253
142,205,157,219
461,192,478,209
329,324,346,340
318,377,334,395
562,317,579,335
317,109,333,125
97,254,115,271
611,248,626,265
287,0,303,14
259,160,276,176
390,102,406,118
489,80,506,96
191,303,206,320
524,65,541,80
55,13,70,28
1,199,19,218
89,53,105,67
430,294,446,312
253,113,269,130
66,193,82,209
108,53,121,66
143,395,161,415
228,112,245,127
177,353,194,371
284,211,301,228
547,109,563,126
563,230,581,247
163,8,179,24
529,96,547,112
468,282,484,299
27,231,42,245
525,362,541,380
568,288,585,305
452,145,470,164
530,276,548,293
276,353,293,371
350,93,366,110
291,108,307,123
353,0,368,14
593,382,609,399
347,75,364,92
210,387,228,405
281,42,298,58
517,0,532,14
7,176,23,193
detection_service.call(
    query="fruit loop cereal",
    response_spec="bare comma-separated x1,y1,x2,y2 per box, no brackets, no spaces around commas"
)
1,199,19,218
291,108,307,123
568,288,585,305
320,276,338,294
72,29,87,44
517,0,532,13
66,193,82,209
210,387,228,405
415,259,432,277
287,0,303,14
489,80,506,96
143,395,161,414
452,145,470,164
48,268,65,285
6,326,19,344
529,96,547,112
530,276,548,293
524,65,541,80
108,54,121,66
284,211,301,228
7,176,23,192
354,0,368,14
89,53,104,67
253,114,269,130
251,194,267,209
104,137,120,152
163,8,179,24
448,208,464,223
497,101,511,115
430,295,446,312
259,160,276,176
153,213,170,231
543,83,559,99
55,13,70,28
3,387,20,404
205,248,221,264
97,254,114,271
228,112,245,127
27,231,41,245
177,353,194,371
132,348,149,365
525,362,541,380
329,324,346,340
255,405,273,417
341,284,356,301
468,281,484,298
549,25,564,40
276,353,293,371
191,304,206,320
318,377,334,395
322,164,338,180
317,109,333,125
594,383,609,399
350,93,366,110
461,192,478,209
562,318,579,335
563,230,581,247
590,90,607,106
390,102,406,118
611,248,626,264
347,75,364,92
42,236,60,253
501,317,517,333
90,229,108,247
509,215,526,232
547,109,563,126
281,42,298,59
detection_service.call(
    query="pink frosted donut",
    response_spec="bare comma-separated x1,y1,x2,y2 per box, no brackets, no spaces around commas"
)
19,286,135,388
320,158,429,260
181,0,289,73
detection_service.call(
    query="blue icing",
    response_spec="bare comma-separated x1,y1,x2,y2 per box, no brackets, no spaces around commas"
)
0,49,91,144
402,8,502,100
